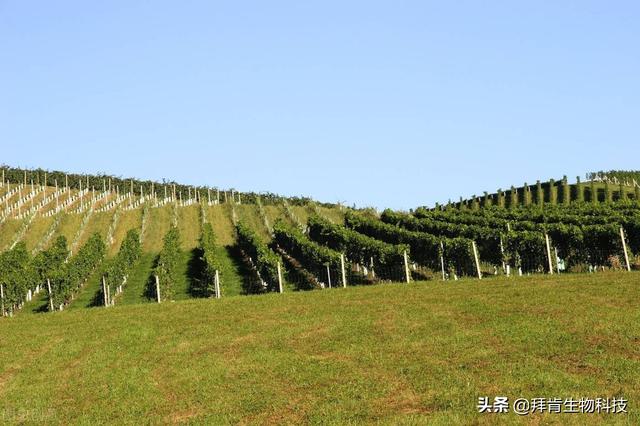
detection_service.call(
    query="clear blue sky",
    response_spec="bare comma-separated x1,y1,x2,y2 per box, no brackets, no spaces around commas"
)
1,1,638,209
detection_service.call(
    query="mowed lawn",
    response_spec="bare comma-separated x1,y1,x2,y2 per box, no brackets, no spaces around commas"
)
0,272,638,424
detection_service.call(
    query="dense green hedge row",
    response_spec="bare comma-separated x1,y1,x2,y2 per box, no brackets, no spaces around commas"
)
273,221,343,279
344,211,475,275
307,215,408,279
0,243,36,314
236,222,280,291
51,233,106,309
101,230,141,303
381,210,503,266
382,209,632,272
154,226,181,300
200,223,221,296
415,203,640,229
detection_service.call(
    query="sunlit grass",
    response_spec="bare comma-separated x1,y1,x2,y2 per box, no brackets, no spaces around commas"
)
1,272,637,424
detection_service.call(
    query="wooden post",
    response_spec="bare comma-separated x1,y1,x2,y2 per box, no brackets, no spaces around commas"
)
155,275,161,303
277,262,284,293
0,283,4,317
340,254,347,287
472,241,482,279
370,256,375,279
620,227,631,272
326,264,332,288
403,250,410,283
440,241,446,280
47,278,54,311
106,282,111,306
545,233,554,274
215,270,221,298
499,236,506,272
102,276,108,307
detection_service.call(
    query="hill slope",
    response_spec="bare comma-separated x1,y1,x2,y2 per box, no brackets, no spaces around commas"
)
0,272,637,424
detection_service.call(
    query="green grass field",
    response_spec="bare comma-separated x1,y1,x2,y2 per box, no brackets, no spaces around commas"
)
1,272,638,424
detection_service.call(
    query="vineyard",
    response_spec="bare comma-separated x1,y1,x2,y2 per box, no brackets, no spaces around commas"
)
0,166,639,319
0,165,639,423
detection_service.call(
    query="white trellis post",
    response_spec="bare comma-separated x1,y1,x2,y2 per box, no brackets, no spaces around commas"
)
47,278,54,311
370,256,375,279
102,276,108,307
545,233,554,274
326,264,332,288
499,236,506,272
620,227,631,272
403,250,410,283
554,247,561,274
340,254,347,287
155,275,161,303
440,241,446,280
472,241,482,279
0,283,4,317
277,262,284,293
215,270,221,298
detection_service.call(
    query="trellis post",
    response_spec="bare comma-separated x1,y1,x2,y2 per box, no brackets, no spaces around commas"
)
404,250,410,283
102,276,108,307
545,233,554,274
440,241,446,280
472,241,482,279
499,236,506,272
620,227,631,272
155,275,161,303
47,278,54,311
277,262,284,293
370,256,375,279
215,270,221,298
340,254,347,287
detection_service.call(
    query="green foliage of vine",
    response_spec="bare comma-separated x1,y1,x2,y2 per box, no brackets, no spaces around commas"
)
154,226,181,300
236,222,280,291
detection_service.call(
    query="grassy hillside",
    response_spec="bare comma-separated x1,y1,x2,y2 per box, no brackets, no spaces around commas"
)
0,272,637,424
